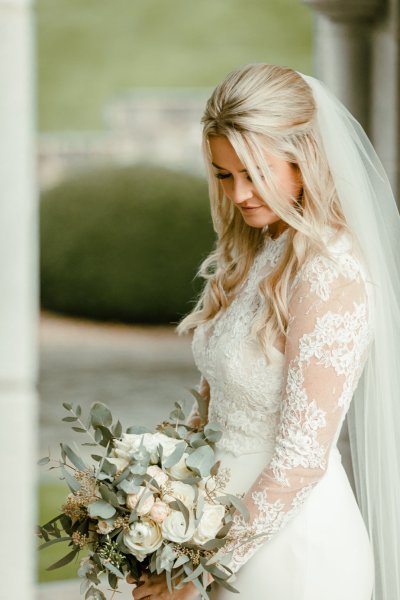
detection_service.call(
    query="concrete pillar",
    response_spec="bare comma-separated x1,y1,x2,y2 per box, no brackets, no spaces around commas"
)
370,0,400,200
0,0,38,598
302,0,399,200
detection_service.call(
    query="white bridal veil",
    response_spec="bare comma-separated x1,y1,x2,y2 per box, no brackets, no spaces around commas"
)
296,71,400,600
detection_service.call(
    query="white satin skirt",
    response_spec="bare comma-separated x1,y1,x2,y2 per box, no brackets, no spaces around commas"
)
208,446,374,600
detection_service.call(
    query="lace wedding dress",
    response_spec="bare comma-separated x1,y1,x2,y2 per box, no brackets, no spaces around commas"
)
191,228,375,600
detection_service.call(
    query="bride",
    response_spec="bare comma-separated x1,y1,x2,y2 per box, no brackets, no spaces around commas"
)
129,64,400,600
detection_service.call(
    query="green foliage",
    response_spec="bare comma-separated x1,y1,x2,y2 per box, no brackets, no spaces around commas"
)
40,164,214,324
36,0,312,131
37,482,86,582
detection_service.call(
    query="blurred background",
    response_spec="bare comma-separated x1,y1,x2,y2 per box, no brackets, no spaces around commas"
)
2,0,398,597
36,1,312,593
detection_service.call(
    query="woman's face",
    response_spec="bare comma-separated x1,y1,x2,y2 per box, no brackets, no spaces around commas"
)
209,136,302,234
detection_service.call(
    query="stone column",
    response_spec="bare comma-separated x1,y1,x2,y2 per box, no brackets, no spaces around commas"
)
0,0,38,598
302,0,399,197
302,0,384,128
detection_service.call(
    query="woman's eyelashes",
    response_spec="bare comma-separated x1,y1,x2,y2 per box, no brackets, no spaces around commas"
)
214,172,257,182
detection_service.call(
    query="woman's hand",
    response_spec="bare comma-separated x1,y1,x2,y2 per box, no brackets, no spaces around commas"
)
127,571,213,599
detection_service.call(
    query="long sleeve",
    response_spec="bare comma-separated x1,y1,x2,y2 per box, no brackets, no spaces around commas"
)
220,249,373,574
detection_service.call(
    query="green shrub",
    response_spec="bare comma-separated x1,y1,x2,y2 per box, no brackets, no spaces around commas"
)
40,164,215,324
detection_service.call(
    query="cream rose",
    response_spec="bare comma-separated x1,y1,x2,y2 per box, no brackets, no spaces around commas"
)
150,499,171,524
161,509,195,543
192,502,225,545
113,432,183,465
123,518,162,561
167,452,192,480
162,481,195,508
126,486,155,515
96,519,114,535
146,465,169,487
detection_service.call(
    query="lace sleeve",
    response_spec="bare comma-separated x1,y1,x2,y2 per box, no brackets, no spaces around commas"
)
220,250,373,574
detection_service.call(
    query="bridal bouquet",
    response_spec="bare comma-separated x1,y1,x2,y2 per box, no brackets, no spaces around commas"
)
37,395,249,599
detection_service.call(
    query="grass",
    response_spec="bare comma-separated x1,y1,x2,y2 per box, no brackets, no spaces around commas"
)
35,0,313,131
37,481,86,583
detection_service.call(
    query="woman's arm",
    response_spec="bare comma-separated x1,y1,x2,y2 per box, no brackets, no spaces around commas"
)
219,250,372,574
185,374,210,428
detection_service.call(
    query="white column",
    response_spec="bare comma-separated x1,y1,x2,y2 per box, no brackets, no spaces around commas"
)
0,0,38,598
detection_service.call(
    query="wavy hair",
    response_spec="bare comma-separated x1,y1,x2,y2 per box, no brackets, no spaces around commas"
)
176,63,353,362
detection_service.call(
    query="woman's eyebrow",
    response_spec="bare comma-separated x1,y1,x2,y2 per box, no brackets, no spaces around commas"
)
211,161,248,173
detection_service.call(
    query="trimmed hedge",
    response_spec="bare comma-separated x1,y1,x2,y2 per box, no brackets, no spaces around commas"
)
40,164,215,324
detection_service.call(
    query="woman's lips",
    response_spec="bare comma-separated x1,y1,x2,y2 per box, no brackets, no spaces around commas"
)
241,205,263,211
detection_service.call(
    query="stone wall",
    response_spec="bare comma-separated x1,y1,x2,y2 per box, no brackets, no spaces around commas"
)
38,89,211,190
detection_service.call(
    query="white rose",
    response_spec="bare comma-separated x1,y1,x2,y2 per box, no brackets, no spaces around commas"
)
146,465,169,487
123,518,163,561
150,499,171,524
167,452,192,480
114,433,160,463
192,502,225,545
96,519,114,535
162,481,195,509
161,509,195,543
126,486,155,515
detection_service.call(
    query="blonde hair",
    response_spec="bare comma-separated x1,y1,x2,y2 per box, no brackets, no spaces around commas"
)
176,63,353,362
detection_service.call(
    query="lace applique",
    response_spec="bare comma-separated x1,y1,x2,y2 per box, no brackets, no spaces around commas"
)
191,230,374,576
216,249,373,574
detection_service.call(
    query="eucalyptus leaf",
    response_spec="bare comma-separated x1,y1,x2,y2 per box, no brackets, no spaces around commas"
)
72,427,87,433
217,494,249,522
201,537,227,550
62,402,73,411
169,498,190,533
101,458,117,476
126,425,152,434
88,500,116,519
113,420,122,438
204,422,223,443
185,445,215,478
94,425,113,447
62,416,78,422
90,402,112,428
61,465,81,492
99,484,120,507
173,554,190,568
61,444,86,471
212,575,239,593
37,456,50,466
118,479,140,494
47,547,79,571
162,441,187,468
38,536,70,550
102,559,124,578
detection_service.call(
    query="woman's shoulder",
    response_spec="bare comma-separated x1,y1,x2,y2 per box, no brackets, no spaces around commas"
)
291,227,370,302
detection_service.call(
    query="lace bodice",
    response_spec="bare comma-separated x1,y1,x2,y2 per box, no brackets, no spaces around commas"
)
190,227,374,575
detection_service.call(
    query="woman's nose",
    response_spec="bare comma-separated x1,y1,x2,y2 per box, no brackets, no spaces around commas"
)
230,178,254,205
